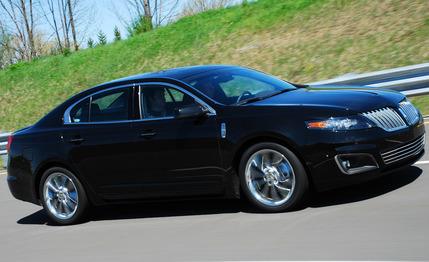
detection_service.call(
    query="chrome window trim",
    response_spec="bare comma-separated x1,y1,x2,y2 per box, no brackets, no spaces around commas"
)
137,83,143,119
63,82,217,125
88,96,93,122
63,84,132,125
137,82,216,119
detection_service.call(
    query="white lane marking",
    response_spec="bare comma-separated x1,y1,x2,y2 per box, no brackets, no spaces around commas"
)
415,160,429,165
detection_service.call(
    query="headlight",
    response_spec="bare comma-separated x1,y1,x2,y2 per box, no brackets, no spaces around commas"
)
398,100,421,125
306,116,374,131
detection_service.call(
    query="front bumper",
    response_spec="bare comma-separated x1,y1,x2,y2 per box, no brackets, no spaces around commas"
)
305,122,425,191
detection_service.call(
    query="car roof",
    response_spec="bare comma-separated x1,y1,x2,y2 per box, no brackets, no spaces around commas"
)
62,65,240,109
104,64,238,85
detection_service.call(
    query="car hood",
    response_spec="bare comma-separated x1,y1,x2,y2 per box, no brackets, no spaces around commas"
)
252,85,406,113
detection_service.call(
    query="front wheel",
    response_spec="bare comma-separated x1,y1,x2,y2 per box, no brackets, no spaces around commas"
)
40,167,89,225
239,142,309,212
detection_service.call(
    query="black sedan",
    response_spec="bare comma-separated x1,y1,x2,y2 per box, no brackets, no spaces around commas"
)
7,65,425,224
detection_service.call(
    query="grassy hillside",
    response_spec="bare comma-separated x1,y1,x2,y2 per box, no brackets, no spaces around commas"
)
410,95,429,116
0,0,428,131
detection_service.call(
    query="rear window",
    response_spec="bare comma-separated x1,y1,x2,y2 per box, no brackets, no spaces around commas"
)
90,89,130,122
68,88,131,123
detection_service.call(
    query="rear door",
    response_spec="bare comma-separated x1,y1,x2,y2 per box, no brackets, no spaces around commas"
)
63,86,142,198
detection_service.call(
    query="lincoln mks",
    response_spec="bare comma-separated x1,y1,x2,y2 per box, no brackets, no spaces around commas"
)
7,65,425,224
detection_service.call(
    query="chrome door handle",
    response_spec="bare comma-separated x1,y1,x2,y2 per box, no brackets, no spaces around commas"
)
69,137,85,144
139,132,157,138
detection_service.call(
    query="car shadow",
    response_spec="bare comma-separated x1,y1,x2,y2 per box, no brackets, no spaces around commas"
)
17,198,246,226
17,166,422,226
309,166,422,207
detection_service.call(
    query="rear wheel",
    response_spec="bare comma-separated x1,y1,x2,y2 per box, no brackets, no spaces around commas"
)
40,167,89,225
239,142,309,212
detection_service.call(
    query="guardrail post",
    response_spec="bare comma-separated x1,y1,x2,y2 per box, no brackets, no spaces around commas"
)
1,155,6,169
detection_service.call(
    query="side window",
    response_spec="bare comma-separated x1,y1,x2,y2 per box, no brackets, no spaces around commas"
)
70,98,90,123
90,88,131,122
166,88,185,102
140,86,198,119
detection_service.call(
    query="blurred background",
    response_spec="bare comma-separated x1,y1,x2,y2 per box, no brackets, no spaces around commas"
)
0,0,428,133
0,2,429,259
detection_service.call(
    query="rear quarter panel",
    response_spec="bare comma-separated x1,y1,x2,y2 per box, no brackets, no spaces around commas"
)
8,125,100,204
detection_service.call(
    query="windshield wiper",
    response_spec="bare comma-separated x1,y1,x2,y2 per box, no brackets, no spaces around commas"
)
236,89,295,106
236,96,265,105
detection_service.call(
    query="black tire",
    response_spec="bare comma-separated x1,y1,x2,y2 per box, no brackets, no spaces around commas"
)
39,167,89,225
239,142,309,212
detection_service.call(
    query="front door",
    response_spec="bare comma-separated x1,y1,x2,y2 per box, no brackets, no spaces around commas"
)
129,84,224,199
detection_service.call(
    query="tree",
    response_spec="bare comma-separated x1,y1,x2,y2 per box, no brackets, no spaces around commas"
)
181,0,232,17
67,0,78,51
39,0,88,53
97,31,107,46
0,0,37,60
125,0,153,35
0,25,15,68
87,37,94,48
58,0,70,49
111,0,180,36
155,0,180,26
127,15,152,36
21,0,36,58
113,26,121,41
41,0,63,52
142,0,152,28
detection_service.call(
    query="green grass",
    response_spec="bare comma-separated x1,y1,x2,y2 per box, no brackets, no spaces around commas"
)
410,95,429,116
0,0,428,131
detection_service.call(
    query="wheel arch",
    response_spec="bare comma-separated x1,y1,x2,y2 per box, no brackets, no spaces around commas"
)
232,134,315,190
33,160,100,205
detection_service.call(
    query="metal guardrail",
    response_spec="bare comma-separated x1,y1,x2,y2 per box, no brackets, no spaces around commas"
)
0,132,10,169
308,62,429,97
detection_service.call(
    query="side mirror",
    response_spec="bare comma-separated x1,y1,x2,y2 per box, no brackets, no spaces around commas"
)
175,105,208,119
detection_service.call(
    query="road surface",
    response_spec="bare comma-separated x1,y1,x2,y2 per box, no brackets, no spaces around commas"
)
1,126,429,261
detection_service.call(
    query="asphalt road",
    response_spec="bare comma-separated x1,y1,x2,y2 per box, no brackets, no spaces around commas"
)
1,128,429,261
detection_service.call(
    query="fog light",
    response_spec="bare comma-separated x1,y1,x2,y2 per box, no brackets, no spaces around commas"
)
334,153,378,175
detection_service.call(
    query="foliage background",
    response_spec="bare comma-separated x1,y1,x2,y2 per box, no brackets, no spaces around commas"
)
0,0,428,131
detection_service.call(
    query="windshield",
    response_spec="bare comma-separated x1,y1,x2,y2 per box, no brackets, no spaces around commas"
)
182,68,296,105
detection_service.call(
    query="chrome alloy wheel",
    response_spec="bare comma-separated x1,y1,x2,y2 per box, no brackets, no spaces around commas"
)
43,172,79,220
245,149,296,207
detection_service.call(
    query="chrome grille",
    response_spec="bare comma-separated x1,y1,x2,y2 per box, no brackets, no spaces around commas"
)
361,107,407,132
399,101,420,125
381,135,425,165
